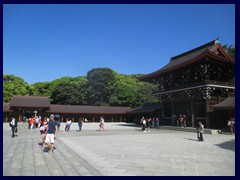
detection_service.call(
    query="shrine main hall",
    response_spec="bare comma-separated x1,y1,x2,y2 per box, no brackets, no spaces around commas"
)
131,39,235,129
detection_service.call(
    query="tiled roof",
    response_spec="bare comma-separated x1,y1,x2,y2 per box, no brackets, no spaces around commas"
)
137,39,234,81
3,103,13,112
48,104,132,114
10,95,51,108
212,96,235,110
128,102,161,113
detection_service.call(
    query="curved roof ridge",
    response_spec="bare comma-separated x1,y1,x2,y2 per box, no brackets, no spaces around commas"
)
170,38,218,61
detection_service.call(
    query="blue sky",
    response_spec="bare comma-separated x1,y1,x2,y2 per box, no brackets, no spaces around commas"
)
3,4,235,84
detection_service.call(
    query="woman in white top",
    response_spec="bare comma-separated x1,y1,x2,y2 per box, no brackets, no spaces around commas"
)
65,119,72,131
99,117,105,131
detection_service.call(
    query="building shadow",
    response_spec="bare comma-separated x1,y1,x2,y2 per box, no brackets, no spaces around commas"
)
215,139,235,152
114,123,139,127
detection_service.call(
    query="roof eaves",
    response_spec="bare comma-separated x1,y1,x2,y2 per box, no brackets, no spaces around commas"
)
137,51,208,81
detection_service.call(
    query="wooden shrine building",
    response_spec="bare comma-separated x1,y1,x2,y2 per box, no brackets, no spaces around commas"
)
135,39,235,129
3,95,131,123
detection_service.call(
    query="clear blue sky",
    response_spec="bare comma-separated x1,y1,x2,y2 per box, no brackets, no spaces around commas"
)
3,4,235,84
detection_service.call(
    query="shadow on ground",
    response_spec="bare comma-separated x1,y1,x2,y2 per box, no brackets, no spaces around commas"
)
184,138,199,142
114,123,140,127
215,139,235,152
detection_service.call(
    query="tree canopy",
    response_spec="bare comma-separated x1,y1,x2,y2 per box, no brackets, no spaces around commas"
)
3,74,31,102
223,44,235,59
3,68,158,107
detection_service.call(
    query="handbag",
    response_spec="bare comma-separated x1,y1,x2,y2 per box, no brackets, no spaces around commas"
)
15,127,18,133
9,123,12,127
39,126,45,132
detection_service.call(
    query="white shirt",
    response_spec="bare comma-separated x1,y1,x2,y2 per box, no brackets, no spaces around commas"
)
11,118,15,126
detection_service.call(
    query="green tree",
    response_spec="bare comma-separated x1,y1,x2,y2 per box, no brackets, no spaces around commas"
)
50,76,88,104
110,74,158,107
30,82,52,97
86,68,117,105
223,44,235,59
136,81,159,105
3,74,30,102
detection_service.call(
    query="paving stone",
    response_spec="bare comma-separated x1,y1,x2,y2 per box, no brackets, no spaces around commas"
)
3,123,235,176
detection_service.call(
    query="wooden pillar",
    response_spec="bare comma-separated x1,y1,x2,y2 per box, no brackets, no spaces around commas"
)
162,103,165,125
206,99,210,128
191,100,195,128
171,102,174,125
162,103,165,117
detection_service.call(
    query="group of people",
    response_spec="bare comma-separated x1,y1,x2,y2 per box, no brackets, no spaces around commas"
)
40,114,59,154
26,116,42,129
140,117,160,132
173,114,189,128
9,113,235,152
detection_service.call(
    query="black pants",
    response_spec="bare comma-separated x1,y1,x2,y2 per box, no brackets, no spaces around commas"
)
198,133,204,141
11,125,16,137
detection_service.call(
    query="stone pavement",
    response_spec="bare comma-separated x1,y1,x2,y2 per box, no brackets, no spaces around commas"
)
3,122,235,176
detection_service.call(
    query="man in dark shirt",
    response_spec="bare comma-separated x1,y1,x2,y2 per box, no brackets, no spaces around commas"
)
45,114,58,154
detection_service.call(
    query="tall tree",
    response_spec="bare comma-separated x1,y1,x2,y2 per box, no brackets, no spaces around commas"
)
3,74,30,102
86,68,117,105
50,76,88,104
30,82,52,97
109,74,158,107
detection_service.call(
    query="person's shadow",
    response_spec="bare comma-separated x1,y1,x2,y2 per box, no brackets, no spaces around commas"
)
184,138,199,141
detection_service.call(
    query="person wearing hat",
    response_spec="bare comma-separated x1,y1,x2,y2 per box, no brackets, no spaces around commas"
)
45,114,58,154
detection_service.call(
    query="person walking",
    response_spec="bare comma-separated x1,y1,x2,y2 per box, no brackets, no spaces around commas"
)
179,115,184,127
39,117,48,148
146,118,152,132
142,118,146,132
65,119,72,131
45,114,58,154
183,115,187,128
35,116,39,128
78,118,83,131
155,117,160,130
55,114,61,131
227,118,235,135
10,117,18,138
99,116,105,131
196,121,204,141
